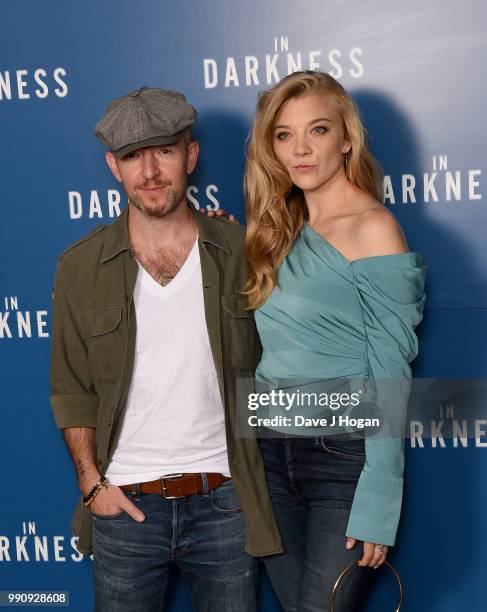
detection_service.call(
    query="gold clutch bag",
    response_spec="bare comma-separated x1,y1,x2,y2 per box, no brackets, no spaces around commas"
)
330,560,403,611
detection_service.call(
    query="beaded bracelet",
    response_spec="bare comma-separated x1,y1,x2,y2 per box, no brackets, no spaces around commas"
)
83,477,108,507
83,476,109,507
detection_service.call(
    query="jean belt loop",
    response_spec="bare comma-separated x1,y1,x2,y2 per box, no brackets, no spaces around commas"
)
201,473,209,495
134,482,141,501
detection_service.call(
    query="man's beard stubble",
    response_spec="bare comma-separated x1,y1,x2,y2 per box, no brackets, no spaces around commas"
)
130,185,186,219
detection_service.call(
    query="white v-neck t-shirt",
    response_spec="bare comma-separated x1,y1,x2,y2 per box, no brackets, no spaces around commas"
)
105,239,230,484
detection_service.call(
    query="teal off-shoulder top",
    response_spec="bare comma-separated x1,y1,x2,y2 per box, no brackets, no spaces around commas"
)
255,222,426,546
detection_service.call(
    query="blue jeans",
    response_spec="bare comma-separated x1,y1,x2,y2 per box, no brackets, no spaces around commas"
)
258,432,377,612
92,479,257,612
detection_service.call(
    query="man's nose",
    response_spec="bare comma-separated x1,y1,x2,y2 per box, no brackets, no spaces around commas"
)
140,151,160,179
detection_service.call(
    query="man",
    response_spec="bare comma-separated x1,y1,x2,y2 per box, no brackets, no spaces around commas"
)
50,87,282,611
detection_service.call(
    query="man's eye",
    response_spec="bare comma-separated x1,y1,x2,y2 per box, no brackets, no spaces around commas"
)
276,132,290,141
312,126,328,135
159,147,173,154
124,151,139,160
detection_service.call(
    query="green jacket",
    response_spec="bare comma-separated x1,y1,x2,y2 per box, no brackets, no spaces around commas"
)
50,205,283,557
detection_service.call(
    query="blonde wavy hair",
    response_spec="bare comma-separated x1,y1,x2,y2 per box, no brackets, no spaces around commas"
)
244,71,383,309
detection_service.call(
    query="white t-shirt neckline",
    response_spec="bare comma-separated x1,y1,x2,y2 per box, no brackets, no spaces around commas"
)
136,238,199,299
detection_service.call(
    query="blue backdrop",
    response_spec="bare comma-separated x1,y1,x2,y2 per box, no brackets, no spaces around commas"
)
1,1,486,610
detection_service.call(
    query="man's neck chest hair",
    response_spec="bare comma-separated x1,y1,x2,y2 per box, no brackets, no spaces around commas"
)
134,240,195,286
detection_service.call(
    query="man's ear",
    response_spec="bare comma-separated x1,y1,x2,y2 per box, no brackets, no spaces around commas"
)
106,152,123,183
186,141,199,175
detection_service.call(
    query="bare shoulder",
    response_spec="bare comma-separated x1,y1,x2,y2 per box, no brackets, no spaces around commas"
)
354,204,408,258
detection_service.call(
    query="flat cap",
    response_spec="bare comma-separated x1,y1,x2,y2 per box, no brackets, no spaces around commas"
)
94,87,197,158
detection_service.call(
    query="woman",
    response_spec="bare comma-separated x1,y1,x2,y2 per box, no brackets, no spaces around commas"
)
244,71,426,610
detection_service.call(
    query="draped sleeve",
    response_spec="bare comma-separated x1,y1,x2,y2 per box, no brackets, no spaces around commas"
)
345,252,426,546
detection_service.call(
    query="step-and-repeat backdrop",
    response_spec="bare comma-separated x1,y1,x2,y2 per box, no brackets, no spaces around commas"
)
1,1,486,610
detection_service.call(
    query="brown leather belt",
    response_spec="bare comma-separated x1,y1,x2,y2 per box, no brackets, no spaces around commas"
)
120,473,230,499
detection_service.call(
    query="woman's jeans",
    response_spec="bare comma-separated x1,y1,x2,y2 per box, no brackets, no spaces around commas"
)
92,479,257,612
258,431,376,612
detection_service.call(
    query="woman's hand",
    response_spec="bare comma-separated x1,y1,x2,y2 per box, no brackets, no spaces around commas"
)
346,537,388,569
199,207,239,224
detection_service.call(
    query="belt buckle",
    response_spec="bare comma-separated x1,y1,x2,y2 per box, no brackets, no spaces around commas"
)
160,473,185,499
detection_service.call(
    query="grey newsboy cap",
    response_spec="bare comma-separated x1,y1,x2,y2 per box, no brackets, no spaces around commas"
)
94,86,197,158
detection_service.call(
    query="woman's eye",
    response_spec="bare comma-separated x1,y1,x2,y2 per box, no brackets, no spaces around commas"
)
312,126,328,135
276,132,290,141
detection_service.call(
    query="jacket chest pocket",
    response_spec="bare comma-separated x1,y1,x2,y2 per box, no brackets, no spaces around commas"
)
221,294,260,372
82,306,124,383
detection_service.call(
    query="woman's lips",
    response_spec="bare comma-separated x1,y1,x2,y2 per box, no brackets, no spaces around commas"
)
293,165,316,173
